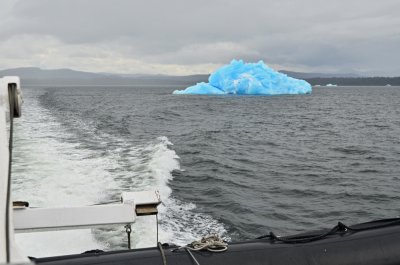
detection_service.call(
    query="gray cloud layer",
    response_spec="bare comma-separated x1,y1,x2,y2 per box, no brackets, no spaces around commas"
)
1,0,399,75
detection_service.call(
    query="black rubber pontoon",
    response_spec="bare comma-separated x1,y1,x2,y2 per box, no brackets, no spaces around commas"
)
33,218,400,265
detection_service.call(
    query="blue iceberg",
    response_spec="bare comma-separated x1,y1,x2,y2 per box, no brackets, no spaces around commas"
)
173,60,312,95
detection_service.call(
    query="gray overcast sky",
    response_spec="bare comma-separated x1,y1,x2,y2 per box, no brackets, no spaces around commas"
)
1,0,399,75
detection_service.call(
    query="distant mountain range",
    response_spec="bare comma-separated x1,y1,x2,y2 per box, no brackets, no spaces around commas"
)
279,70,360,79
0,67,103,79
1,67,399,86
0,67,208,86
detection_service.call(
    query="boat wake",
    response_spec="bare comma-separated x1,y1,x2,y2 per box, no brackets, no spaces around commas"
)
12,91,228,257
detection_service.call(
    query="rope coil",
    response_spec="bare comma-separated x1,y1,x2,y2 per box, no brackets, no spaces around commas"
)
171,235,227,265
184,235,228,252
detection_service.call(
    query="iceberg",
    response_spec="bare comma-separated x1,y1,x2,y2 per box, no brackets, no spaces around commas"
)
173,60,312,95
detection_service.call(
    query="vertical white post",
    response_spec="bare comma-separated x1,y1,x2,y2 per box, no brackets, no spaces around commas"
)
0,77,29,263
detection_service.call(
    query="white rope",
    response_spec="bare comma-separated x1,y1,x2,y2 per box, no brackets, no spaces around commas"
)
184,235,228,253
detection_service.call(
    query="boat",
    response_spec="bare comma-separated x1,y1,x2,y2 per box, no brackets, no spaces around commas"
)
2,76,400,265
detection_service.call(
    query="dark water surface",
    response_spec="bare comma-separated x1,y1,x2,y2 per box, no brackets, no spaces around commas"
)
13,85,400,250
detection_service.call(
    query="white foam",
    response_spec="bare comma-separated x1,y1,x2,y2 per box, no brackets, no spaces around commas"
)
128,136,229,248
12,92,228,257
13,97,118,256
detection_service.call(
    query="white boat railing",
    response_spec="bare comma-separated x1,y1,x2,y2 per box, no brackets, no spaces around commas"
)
13,191,160,233
1,76,161,264
1,76,28,264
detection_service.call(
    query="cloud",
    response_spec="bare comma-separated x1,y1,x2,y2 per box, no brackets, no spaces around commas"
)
0,0,399,75
0,35,222,75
